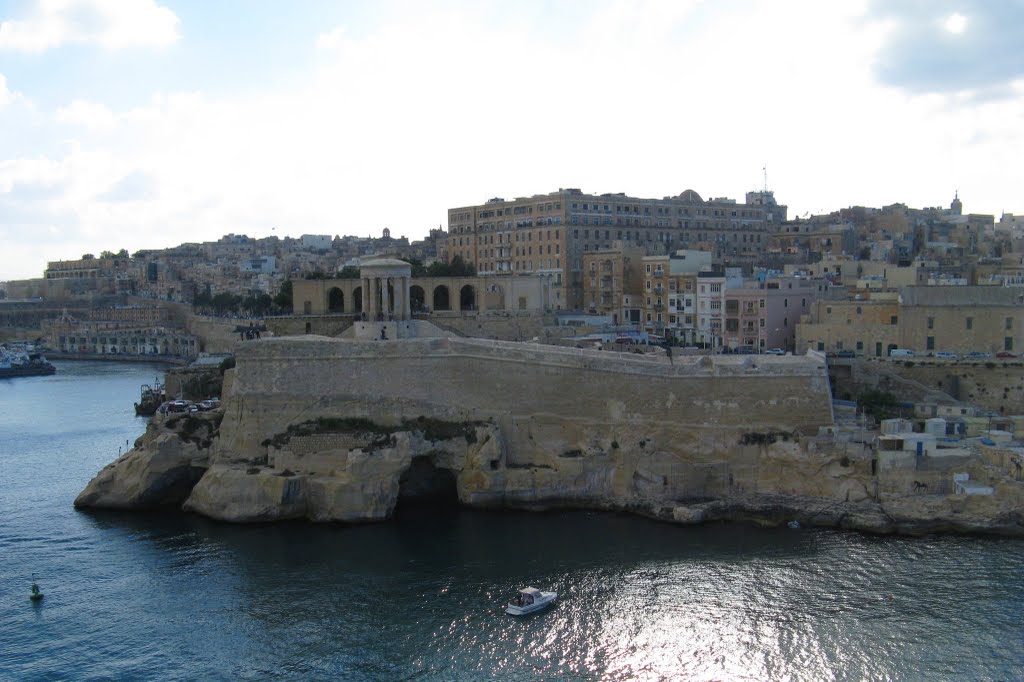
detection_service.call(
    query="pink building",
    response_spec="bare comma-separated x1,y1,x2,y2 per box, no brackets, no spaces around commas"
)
722,276,819,351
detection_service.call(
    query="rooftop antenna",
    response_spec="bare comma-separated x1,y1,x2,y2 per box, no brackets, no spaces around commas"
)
763,164,768,193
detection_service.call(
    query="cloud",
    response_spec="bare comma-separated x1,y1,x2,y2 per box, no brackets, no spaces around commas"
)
97,169,157,202
55,99,117,128
866,1,1024,96
0,73,12,110
0,0,180,52
0,1,1022,282
316,25,346,50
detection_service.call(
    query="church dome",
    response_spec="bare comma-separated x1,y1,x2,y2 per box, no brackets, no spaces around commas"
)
677,189,703,203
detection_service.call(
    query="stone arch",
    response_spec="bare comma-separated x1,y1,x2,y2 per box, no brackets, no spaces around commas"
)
460,284,476,311
327,287,344,312
410,285,426,312
433,285,451,311
352,287,363,313
887,343,898,355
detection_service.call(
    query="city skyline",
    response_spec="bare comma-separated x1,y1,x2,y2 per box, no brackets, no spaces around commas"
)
2,0,1023,281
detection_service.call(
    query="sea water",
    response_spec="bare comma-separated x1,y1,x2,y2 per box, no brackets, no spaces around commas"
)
1,361,1023,680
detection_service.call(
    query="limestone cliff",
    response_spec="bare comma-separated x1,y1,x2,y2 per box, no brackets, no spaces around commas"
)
75,336,1024,535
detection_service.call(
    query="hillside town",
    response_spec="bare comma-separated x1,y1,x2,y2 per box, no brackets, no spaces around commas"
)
3,188,1021,363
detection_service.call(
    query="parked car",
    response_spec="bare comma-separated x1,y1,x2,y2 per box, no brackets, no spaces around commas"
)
996,351,1017,359
833,349,856,358
965,352,992,358
935,351,959,359
889,349,914,357
764,348,786,355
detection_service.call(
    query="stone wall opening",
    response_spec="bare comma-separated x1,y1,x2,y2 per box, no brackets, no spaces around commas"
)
396,455,458,508
328,287,344,312
410,285,426,312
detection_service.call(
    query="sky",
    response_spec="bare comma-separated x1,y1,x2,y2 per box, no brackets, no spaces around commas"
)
1,0,1023,281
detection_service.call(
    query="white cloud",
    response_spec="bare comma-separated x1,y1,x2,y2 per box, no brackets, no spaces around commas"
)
55,99,117,129
1,1,1023,282
316,25,346,50
0,73,12,110
0,0,180,52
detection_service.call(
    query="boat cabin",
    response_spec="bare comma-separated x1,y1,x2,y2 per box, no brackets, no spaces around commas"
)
512,587,541,607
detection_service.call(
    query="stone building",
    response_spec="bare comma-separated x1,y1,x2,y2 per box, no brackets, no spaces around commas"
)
581,244,645,322
291,269,553,317
796,286,1024,356
444,187,786,309
899,286,1023,354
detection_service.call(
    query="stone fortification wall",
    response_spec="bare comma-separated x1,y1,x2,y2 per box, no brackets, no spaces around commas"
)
77,334,1024,534
212,337,834,508
832,357,1024,413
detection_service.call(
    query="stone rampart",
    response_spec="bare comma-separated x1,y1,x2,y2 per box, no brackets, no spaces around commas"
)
221,337,833,453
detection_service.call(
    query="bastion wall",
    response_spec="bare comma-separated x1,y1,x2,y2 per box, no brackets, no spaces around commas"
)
212,337,835,505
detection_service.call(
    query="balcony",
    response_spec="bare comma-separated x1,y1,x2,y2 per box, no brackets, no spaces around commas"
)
653,285,664,294
652,270,665,278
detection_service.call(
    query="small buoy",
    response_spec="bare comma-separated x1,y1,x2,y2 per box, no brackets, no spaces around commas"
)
787,520,801,529
30,582,44,602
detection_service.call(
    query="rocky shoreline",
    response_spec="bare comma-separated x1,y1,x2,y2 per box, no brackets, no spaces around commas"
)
75,407,1024,537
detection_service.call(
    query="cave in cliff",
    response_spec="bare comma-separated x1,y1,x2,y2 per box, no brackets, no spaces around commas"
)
395,455,459,510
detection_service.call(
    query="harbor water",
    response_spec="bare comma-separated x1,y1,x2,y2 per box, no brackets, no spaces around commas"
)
1,361,1023,680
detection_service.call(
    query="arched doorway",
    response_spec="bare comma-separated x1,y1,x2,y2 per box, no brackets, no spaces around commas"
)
410,285,426,312
353,287,363,314
460,285,476,311
328,287,344,312
433,285,450,311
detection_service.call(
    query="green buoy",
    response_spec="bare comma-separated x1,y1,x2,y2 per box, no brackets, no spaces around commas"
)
29,581,44,602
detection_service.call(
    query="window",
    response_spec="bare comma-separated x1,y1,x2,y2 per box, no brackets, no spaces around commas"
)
856,341,863,351
927,317,934,329
927,336,935,350
891,316,898,325
966,317,973,330
1007,317,1013,330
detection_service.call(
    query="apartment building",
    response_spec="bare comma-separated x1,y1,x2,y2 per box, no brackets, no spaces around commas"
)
720,276,819,351
444,187,786,309
581,244,645,323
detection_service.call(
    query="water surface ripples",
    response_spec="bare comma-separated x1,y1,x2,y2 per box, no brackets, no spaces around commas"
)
1,362,1023,680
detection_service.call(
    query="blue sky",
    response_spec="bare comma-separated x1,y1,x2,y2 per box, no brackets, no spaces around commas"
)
1,0,1023,281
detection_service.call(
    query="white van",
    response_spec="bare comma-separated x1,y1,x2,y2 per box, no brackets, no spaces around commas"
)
889,348,914,357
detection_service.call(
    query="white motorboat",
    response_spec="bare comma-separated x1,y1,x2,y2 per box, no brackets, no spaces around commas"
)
506,587,557,616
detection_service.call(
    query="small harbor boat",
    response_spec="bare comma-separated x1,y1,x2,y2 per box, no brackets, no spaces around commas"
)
134,379,166,416
506,587,557,616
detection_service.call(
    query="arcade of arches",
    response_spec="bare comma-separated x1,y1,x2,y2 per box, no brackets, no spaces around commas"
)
291,270,552,317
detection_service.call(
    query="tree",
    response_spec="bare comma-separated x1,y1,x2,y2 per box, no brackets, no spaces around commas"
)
402,257,428,277
426,255,476,277
857,390,902,421
273,280,293,310
336,266,360,279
